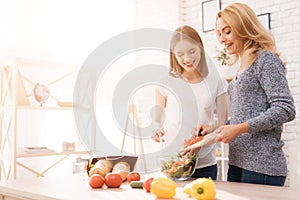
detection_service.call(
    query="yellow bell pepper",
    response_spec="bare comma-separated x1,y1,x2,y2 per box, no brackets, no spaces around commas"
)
190,178,216,200
183,181,194,196
151,177,177,198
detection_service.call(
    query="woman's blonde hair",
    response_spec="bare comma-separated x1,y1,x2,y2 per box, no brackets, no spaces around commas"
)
216,3,281,65
170,25,208,78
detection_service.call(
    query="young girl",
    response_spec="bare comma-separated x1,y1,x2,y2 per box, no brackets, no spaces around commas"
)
152,25,228,179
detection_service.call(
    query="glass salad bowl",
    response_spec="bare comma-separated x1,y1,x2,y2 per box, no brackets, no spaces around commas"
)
160,153,198,181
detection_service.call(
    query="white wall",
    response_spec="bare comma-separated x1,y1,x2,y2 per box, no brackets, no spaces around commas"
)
135,0,179,30
0,0,8,61
1,0,135,65
134,0,300,187
0,0,136,178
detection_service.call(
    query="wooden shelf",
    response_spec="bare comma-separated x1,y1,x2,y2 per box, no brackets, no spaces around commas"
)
16,150,90,178
16,151,90,158
0,60,88,180
0,154,12,160
17,106,74,110
0,107,13,112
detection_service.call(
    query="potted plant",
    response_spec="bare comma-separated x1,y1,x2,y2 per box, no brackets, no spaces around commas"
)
215,47,236,82
215,47,230,66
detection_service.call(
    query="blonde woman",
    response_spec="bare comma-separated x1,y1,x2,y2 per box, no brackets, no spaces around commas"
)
185,3,295,186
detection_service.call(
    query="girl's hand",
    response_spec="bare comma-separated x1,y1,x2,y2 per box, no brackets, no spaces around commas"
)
192,124,210,136
151,128,165,143
181,145,200,156
182,128,221,156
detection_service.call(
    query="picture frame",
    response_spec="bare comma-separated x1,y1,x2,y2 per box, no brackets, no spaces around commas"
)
257,13,271,30
202,0,221,32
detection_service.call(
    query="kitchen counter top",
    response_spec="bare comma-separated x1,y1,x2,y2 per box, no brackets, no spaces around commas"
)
0,173,299,200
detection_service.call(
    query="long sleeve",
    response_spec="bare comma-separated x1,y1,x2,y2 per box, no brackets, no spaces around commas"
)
247,51,295,133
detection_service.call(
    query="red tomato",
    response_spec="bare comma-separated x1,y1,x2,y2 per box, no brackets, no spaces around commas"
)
190,135,204,145
105,173,123,188
196,135,204,142
143,177,154,192
89,174,105,189
127,172,141,183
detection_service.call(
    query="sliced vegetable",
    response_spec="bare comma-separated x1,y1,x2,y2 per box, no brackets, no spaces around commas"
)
161,154,197,179
189,135,204,146
151,177,176,198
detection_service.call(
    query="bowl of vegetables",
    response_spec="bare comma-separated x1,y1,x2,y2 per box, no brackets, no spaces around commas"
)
160,153,197,181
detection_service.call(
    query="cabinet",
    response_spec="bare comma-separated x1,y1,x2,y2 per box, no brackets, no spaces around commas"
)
0,58,89,180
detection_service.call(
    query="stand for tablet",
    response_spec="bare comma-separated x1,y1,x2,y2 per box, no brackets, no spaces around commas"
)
121,103,147,172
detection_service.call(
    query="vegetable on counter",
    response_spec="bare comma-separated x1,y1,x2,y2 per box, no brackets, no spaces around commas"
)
104,173,123,188
187,178,216,200
143,177,154,192
89,174,105,189
150,177,177,198
182,181,194,196
127,172,141,183
130,181,143,189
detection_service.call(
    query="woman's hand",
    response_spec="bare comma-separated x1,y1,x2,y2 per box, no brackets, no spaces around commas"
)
151,128,165,143
182,127,224,156
216,122,249,143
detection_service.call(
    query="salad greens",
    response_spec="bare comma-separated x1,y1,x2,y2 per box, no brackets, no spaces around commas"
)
161,154,197,180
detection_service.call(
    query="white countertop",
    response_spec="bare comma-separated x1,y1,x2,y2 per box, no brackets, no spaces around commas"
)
0,173,299,200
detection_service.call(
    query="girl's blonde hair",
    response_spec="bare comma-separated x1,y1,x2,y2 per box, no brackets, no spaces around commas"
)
216,3,281,65
170,25,208,78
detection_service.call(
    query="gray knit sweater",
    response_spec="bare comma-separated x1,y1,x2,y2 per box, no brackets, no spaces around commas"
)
228,51,296,176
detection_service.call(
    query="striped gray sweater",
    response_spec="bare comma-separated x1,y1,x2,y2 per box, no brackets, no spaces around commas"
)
228,51,295,176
